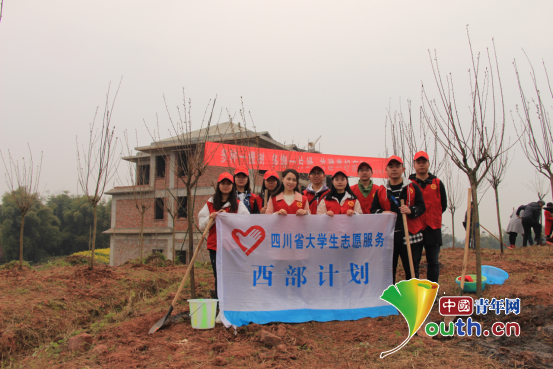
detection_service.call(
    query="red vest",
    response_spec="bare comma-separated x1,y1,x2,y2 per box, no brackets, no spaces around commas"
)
271,194,309,214
351,183,380,214
303,189,331,215
325,197,356,214
545,210,553,235
377,183,424,235
410,178,442,229
206,201,239,251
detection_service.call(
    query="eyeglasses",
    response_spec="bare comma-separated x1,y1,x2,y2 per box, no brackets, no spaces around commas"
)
310,171,324,176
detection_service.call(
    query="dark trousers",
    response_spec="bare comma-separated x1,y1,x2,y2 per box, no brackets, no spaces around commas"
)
522,218,541,246
392,231,417,284
209,249,218,299
411,243,441,283
508,232,518,246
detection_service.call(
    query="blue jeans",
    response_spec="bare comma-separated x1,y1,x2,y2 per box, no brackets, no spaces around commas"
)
411,243,441,283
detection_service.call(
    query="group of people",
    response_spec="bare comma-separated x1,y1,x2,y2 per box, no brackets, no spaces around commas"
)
506,200,553,248
198,150,448,306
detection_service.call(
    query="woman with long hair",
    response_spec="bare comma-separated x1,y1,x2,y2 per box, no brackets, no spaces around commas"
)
198,172,249,301
265,169,309,215
317,169,362,216
233,166,258,214
254,170,280,214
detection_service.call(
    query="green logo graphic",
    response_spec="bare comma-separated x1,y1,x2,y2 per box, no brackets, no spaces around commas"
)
379,278,439,358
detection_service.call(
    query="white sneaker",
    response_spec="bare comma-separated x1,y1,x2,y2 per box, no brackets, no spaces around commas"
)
215,312,222,324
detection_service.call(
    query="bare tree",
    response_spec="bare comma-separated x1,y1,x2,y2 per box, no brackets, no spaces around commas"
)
385,99,446,176
0,146,43,269
513,56,553,200
524,171,550,201
422,31,506,298
77,82,121,269
485,135,512,253
148,90,219,298
0,0,4,24
121,130,153,264
443,160,464,249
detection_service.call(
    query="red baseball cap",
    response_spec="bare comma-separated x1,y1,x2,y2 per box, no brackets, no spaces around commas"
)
357,161,373,172
218,172,234,183
234,166,249,176
263,170,279,180
309,165,325,175
386,155,404,166
414,151,429,161
332,168,348,178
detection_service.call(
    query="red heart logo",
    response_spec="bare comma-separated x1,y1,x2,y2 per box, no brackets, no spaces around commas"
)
231,226,266,256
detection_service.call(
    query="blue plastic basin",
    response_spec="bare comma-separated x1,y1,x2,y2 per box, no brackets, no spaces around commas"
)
481,265,509,285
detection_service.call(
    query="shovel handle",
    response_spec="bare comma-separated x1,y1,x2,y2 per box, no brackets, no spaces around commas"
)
264,189,268,208
171,218,215,308
400,200,415,278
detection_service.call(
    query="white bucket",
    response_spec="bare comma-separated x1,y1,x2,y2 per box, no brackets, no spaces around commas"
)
187,299,218,329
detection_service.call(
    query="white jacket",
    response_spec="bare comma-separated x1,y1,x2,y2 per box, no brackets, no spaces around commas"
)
316,191,363,215
198,197,250,231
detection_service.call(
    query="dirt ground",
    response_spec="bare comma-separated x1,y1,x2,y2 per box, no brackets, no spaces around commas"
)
1,246,553,368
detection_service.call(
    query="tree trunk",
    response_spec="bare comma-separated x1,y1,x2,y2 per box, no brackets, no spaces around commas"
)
469,175,483,298
451,212,455,249
90,203,98,270
186,185,196,298
139,212,145,264
19,214,25,270
494,186,504,253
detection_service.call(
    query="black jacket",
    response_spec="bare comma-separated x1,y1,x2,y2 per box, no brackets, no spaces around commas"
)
517,202,543,222
370,178,426,232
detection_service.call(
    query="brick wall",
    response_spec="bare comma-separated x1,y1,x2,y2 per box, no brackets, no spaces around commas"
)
112,238,168,266
115,198,166,228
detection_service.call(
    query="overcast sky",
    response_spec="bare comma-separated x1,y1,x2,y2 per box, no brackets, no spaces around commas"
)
2,1,553,237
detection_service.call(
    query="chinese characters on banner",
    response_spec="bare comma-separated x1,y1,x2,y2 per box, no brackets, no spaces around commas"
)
204,141,388,178
215,213,398,327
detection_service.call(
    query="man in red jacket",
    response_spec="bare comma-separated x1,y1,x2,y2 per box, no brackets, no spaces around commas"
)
408,151,447,283
351,162,380,214
303,165,330,215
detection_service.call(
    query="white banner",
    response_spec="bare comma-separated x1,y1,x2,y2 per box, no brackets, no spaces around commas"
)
216,213,398,327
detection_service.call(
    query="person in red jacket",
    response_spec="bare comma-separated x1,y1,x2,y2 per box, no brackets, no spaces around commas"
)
350,162,380,214
254,170,280,214
234,166,258,214
198,172,249,300
266,169,310,215
303,165,330,214
317,169,362,215
545,202,553,238
408,151,447,283
371,155,426,284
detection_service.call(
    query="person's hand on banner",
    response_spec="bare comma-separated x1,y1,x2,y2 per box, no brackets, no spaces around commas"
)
347,209,355,216
399,205,411,215
296,209,308,216
277,209,288,215
326,211,334,217
383,211,394,214
260,206,267,214
209,209,226,220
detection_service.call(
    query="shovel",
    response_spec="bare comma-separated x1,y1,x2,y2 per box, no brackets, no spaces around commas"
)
149,218,215,334
400,200,415,278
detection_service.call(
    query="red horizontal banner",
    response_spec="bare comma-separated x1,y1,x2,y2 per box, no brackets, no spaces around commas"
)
204,142,387,178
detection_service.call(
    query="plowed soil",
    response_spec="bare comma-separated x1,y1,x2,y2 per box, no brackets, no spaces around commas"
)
2,246,553,368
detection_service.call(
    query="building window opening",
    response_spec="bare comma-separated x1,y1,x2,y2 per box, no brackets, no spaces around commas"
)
177,196,188,218
155,156,166,178
137,164,150,185
155,198,165,220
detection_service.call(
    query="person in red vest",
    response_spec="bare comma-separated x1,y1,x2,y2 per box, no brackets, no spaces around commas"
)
545,202,553,238
254,170,281,214
303,165,330,214
317,168,362,215
266,169,310,215
408,151,447,283
350,162,381,214
198,172,249,301
371,155,426,284
234,166,259,214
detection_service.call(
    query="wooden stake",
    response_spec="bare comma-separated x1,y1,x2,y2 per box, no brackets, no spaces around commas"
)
400,200,415,279
460,189,473,292
480,224,508,249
